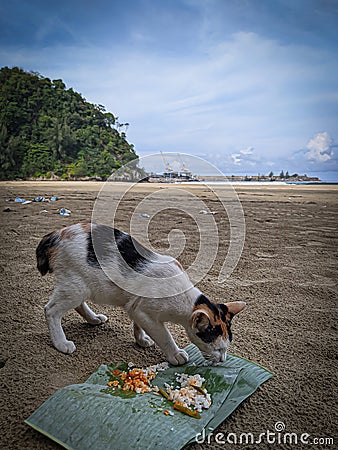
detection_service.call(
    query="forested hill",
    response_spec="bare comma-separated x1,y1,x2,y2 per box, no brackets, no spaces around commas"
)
0,66,137,180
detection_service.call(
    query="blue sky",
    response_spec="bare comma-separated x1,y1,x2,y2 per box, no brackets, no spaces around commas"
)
1,0,338,178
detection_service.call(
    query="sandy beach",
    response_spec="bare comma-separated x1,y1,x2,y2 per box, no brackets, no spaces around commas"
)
0,181,337,449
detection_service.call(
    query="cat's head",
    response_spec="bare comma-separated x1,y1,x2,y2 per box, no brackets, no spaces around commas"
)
187,294,246,364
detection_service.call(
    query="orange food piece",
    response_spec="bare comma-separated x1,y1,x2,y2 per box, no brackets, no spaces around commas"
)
174,403,201,419
108,367,154,394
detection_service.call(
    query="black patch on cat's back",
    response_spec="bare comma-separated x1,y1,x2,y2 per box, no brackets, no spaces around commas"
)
87,225,153,272
114,228,152,271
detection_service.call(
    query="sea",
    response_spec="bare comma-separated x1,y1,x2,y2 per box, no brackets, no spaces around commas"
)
197,171,338,185
188,181,338,186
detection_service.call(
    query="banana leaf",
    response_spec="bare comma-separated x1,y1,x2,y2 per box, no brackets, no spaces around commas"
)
25,344,272,449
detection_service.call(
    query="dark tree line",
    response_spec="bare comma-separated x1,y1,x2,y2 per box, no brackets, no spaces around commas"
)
0,67,137,180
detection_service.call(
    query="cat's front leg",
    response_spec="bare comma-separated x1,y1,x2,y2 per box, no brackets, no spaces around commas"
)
167,348,189,366
131,312,189,366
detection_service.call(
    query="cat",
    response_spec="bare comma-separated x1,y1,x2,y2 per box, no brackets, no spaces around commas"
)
36,222,246,365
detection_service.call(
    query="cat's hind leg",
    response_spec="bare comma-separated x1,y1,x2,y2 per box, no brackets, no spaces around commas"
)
75,302,108,325
45,283,89,354
133,322,154,348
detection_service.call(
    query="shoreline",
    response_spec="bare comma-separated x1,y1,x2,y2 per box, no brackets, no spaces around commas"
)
2,180,338,190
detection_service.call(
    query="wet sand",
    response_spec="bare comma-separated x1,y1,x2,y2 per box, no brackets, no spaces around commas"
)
0,181,337,449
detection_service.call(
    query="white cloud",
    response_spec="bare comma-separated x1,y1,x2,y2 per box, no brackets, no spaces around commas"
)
305,132,333,162
240,147,254,156
230,147,255,166
230,153,242,165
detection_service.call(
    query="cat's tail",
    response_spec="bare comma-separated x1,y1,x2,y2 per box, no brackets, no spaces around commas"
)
36,230,60,276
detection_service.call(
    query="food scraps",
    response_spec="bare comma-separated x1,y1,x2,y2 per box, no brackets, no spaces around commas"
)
103,362,212,419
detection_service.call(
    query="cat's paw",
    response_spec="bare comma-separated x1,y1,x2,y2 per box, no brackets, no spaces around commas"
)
167,349,189,366
89,314,108,325
54,340,76,354
136,334,154,348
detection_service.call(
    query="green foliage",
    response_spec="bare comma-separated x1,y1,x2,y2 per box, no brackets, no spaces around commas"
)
22,143,52,177
0,66,137,180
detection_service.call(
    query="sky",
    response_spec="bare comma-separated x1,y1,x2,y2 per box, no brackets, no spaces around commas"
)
1,0,338,179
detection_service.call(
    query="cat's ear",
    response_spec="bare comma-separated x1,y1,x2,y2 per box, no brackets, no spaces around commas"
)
191,310,210,332
224,301,246,316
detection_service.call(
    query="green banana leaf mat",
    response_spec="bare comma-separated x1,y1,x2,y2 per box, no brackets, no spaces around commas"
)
25,344,272,449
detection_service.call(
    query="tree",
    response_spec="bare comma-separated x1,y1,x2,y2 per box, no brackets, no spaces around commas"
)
22,144,52,177
0,67,137,179
268,171,274,178
279,170,285,178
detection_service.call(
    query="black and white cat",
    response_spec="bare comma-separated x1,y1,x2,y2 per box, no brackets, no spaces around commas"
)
37,222,246,365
